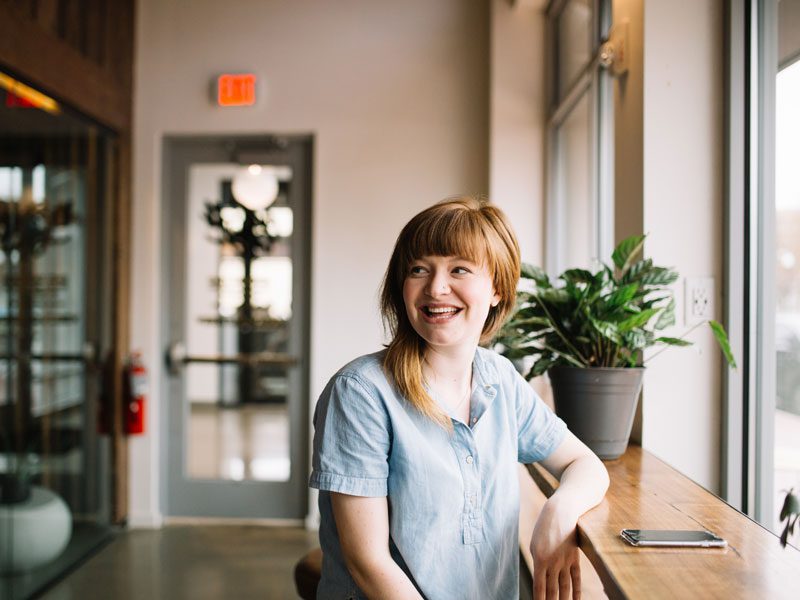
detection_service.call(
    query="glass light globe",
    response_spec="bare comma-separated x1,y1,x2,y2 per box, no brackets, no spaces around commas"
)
231,165,279,211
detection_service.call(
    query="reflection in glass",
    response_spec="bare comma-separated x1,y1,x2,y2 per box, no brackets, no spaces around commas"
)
185,164,294,482
556,92,593,271
774,59,800,535
186,365,290,483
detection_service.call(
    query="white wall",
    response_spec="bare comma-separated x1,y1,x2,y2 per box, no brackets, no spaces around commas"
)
641,0,725,492
129,0,493,526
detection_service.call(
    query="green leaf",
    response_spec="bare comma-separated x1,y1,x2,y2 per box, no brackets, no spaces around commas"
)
538,288,572,305
780,489,800,521
559,268,594,286
529,355,558,379
709,320,737,369
654,299,676,330
655,336,693,346
623,330,648,350
638,266,679,286
602,283,639,312
641,294,674,309
618,308,659,333
508,316,551,330
589,317,622,345
612,235,645,273
521,263,551,288
621,258,653,284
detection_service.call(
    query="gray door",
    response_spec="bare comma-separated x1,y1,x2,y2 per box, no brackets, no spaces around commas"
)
162,136,310,519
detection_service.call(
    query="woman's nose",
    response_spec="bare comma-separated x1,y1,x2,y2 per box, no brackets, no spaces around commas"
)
425,270,450,296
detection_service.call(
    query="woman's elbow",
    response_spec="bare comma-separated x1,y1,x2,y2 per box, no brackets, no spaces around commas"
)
342,552,390,593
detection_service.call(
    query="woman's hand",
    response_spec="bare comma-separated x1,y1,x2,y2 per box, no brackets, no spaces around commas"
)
529,495,582,599
530,431,610,598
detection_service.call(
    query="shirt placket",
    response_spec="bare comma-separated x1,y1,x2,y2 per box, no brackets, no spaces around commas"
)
455,387,494,546
452,427,481,545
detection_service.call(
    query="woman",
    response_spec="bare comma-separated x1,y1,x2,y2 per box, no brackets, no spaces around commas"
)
310,197,609,599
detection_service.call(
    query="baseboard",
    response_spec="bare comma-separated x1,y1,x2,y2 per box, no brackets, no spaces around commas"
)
127,511,164,529
162,516,305,527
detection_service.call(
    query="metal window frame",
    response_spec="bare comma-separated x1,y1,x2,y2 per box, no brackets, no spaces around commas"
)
724,0,777,525
545,0,613,276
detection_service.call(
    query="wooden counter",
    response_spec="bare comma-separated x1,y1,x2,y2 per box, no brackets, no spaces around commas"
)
527,446,800,599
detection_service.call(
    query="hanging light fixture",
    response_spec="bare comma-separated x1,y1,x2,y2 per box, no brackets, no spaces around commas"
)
231,164,279,211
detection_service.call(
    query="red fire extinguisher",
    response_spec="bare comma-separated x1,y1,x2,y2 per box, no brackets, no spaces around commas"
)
125,352,147,435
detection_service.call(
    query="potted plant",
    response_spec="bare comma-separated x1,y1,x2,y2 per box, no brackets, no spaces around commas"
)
780,489,799,548
495,234,736,459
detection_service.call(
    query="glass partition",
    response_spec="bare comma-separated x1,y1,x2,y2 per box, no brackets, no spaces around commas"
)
0,71,114,600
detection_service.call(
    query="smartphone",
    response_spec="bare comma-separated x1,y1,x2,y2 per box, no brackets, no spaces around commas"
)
620,529,727,548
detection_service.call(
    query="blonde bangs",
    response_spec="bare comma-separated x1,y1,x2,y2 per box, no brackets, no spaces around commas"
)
398,208,492,274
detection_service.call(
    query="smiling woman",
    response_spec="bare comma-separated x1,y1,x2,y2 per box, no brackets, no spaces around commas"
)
309,196,610,600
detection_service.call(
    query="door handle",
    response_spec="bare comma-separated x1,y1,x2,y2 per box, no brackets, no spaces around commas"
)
165,341,298,376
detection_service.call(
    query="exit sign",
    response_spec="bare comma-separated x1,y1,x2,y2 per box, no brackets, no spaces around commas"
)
216,73,256,107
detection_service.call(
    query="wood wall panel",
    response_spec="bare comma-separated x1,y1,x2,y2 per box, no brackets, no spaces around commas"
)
0,0,133,130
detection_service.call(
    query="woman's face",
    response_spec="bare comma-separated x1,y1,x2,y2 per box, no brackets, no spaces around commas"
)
402,255,500,355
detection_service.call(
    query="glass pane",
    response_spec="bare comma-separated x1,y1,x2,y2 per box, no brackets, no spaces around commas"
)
184,164,293,482
0,72,113,598
555,91,593,271
774,58,800,534
556,0,593,101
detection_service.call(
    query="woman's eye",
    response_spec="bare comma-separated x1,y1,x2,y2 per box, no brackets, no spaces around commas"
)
452,266,471,274
409,265,427,275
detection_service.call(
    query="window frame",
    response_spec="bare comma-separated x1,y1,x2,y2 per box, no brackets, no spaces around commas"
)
724,0,778,526
545,0,613,276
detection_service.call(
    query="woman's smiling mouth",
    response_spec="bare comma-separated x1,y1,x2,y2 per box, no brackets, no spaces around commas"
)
420,305,463,321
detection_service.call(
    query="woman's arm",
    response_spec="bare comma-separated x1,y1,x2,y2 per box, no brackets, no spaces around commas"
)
530,431,610,599
330,492,424,600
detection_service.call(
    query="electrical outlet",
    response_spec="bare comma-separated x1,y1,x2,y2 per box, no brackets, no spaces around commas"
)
684,277,714,326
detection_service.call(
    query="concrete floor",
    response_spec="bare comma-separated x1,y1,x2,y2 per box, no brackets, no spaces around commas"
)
39,526,318,600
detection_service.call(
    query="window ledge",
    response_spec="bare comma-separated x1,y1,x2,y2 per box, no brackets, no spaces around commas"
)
527,446,800,599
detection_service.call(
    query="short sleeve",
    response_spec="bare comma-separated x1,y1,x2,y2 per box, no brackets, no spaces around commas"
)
513,370,567,464
309,374,391,497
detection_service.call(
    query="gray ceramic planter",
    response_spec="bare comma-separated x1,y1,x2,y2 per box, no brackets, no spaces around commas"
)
548,366,645,460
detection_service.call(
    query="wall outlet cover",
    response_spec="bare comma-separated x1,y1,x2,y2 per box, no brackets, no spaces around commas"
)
684,277,714,326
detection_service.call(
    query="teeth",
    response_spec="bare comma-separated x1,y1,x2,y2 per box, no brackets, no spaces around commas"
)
428,307,458,314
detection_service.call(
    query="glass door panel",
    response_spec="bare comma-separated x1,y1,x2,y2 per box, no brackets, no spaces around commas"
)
164,137,310,520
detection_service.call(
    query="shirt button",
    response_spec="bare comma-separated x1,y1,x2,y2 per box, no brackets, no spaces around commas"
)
465,455,474,465
471,417,477,424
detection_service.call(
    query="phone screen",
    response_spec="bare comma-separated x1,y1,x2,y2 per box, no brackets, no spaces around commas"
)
620,529,727,547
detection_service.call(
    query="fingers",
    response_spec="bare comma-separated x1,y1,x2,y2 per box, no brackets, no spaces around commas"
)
546,570,559,599
558,568,571,598
534,563,581,599
570,559,582,600
533,568,546,600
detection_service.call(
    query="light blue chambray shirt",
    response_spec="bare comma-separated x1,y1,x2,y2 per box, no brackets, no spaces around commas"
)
309,347,567,600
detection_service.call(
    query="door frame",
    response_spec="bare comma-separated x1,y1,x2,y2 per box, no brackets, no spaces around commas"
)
159,134,312,520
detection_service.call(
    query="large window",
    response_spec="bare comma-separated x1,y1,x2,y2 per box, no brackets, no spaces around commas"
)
772,1,800,535
727,0,800,536
546,0,613,274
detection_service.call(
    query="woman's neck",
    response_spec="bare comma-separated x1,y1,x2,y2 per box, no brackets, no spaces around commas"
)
422,345,475,389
